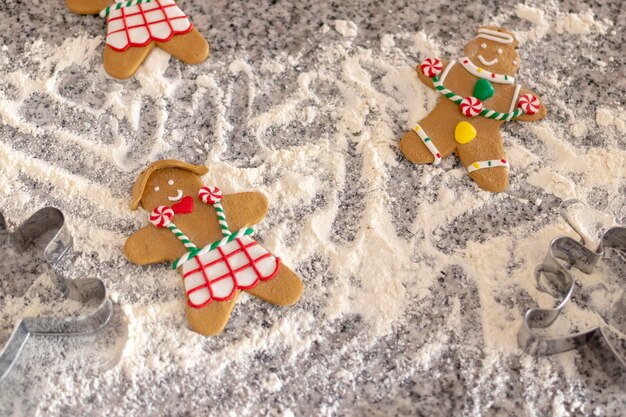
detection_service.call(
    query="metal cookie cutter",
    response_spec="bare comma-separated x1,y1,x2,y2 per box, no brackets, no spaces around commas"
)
0,207,112,381
518,200,626,380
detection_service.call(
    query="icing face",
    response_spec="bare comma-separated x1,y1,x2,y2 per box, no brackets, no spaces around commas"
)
463,36,519,76
141,168,204,211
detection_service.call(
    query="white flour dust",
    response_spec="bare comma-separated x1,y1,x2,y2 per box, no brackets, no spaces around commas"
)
0,1,625,416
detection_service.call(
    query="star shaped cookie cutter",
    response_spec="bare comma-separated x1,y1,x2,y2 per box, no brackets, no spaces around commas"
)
518,200,626,381
0,207,112,381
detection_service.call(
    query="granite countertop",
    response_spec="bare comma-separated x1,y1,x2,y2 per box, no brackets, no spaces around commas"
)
0,0,625,416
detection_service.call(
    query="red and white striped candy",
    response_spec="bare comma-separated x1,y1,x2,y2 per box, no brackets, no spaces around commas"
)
460,96,483,117
198,186,223,204
517,94,540,115
150,206,174,228
420,58,443,78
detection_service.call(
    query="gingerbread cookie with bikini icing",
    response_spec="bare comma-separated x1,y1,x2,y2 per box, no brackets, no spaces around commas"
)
400,26,547,192
124,160,304,336
66,0,209,79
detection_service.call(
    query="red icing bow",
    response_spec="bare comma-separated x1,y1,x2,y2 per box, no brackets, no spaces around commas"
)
171,196,194,214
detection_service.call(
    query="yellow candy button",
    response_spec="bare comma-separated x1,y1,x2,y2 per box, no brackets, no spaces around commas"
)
454,121,477,144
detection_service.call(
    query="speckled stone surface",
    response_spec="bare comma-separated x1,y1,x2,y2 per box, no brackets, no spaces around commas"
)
0,0,625,416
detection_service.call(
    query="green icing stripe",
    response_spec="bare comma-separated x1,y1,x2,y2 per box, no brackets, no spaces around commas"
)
432,75,525,121
172,228,254,270
213,201,231,236
100,0,157,17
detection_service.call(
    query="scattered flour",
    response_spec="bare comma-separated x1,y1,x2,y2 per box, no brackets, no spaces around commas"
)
596,107,626,133
555,11,610,35
0,2,624,416
380,34,395,50
514,4,550,43
334,20,358,38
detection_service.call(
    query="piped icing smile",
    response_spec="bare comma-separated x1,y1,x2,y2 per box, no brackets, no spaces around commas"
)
168,189,184,202
458,57,515,84
478,55,498,66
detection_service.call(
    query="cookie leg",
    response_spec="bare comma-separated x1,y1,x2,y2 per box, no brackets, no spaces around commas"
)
456,134,509,193
245,264,304,307
157,29,210,65
400,118,455,165
185,291,239,336
103,44,155,79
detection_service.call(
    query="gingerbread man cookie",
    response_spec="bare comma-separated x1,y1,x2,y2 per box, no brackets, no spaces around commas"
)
124,160,304,336
66,0,209,79
400,27,547,192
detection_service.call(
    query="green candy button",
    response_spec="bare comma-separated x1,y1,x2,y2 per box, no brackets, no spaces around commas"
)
473,78,494,101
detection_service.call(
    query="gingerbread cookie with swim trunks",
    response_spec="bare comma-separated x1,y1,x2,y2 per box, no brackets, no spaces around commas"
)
400,27,547,192
124,160,304,336
66,0,209,79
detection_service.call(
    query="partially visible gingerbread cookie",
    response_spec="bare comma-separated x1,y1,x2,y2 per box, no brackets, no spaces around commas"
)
400,27,547,192
66,0,209,79
124,160,303,336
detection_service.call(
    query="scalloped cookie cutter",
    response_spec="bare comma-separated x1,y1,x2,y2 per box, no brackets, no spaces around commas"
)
0,207,112,381
518,200,626,379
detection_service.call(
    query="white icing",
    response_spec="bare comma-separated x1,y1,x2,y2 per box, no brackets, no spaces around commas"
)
439,60,455,84
478,55,498,66
105,0,192,51
508,84,522,114
476,28,514,44
154,186,160,191
167,189,183,201
181,235,279,307
167,179,174,185
458,57,515,84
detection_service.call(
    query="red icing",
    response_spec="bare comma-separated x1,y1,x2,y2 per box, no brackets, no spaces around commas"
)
106,0,194,52
183,238,281,308
171,196,194,214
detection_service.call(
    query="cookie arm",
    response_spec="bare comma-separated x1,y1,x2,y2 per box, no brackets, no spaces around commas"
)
66,0,112,14
124,226,178,265
416,60,450,90
516,87,547,122
221,192,269,230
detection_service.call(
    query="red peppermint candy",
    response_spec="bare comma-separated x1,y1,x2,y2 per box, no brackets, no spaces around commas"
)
198,186,223,204
150,206,174,228
460,96,483,117
420,58,443,78
517,94,541,115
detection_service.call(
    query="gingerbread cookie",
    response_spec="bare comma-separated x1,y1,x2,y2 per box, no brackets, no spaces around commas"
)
400,27,547,192
124,160,303,336
66,0,209,79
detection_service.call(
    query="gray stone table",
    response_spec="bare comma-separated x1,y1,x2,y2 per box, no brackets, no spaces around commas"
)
0,0,624,415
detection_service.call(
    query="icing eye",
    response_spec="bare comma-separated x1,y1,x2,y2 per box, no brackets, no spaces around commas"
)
513,59,519,65
480,43,487,49
154,186,160,192
168,179,174,185
497,48,503,54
